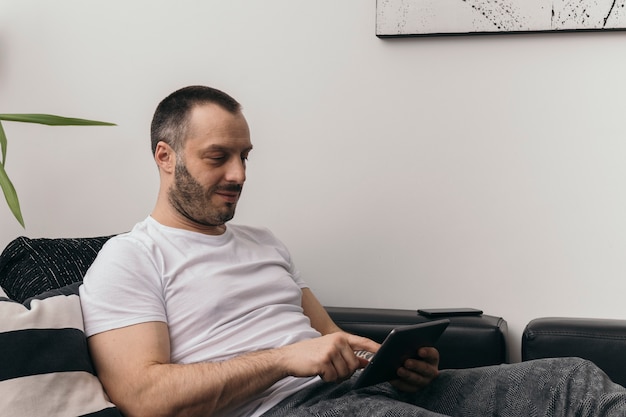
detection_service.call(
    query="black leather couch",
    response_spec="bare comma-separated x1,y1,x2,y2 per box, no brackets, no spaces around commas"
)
5,234,626,416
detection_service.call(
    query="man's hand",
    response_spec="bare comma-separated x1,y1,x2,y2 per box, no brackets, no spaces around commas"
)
278,332,380,383
391,347,440,392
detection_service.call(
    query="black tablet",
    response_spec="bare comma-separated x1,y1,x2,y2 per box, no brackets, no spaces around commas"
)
352,319,449,389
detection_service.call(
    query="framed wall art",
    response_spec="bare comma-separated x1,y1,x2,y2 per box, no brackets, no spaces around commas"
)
376,0,626,37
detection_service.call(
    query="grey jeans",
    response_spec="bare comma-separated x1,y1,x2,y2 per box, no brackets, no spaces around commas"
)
261,358,626,417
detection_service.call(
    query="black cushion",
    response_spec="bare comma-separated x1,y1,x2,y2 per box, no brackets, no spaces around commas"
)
0,235,115,303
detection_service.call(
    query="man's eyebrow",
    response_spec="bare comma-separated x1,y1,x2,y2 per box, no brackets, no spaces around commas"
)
199,144,253,153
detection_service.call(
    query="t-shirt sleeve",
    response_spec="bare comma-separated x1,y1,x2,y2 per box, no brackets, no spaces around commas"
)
79,235,167,337
288,260,308,289
259,227,308,290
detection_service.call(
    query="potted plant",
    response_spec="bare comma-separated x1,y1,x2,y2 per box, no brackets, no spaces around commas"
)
0,114,115,227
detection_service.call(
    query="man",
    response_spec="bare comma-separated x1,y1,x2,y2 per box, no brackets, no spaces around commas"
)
80,85,626,417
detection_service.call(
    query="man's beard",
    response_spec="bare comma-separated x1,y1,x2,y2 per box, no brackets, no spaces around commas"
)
168,161,241,228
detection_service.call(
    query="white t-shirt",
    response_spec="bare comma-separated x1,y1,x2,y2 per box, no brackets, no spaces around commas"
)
80,216,322,417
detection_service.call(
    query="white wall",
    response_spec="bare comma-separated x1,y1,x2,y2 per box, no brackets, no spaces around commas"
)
2,0,626,362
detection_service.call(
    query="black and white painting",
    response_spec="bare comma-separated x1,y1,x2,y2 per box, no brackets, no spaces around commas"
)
376,0,626,36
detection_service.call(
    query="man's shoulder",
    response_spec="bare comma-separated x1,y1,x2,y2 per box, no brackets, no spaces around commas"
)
96,218,161,258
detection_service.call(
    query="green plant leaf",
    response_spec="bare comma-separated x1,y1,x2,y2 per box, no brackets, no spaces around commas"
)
0,161,24,228
0,113,115,228
0,114,116,126
0,120,6,165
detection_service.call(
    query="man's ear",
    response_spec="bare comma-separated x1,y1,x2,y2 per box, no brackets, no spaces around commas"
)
154,141,176,174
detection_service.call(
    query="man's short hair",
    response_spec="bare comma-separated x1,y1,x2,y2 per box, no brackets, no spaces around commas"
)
150,85,241,155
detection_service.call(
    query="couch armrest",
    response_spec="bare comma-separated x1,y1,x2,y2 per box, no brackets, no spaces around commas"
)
522,317,626,387
326,306,508,370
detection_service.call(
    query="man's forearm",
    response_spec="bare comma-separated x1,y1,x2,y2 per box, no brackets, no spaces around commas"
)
112,348,289,417
116,331,379,417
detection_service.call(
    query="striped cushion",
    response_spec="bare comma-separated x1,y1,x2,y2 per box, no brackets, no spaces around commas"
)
0,283,123,417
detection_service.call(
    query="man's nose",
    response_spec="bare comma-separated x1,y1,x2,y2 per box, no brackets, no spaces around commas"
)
225,157,246,183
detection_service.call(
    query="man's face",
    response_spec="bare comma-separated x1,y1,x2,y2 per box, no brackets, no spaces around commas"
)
167,104,252,229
